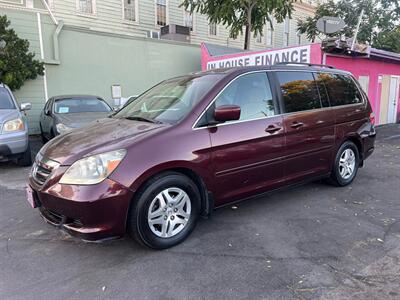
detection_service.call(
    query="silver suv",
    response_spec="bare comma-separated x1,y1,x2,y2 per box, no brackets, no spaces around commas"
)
0,83,32,166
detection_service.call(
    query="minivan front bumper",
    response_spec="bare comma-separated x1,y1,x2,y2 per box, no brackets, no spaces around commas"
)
28,174,134,241
0,130,29,160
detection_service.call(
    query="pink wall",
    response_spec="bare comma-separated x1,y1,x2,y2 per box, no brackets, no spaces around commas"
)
326,55,400,123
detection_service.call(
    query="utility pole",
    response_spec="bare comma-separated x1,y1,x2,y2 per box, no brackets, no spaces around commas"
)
351,8,364,51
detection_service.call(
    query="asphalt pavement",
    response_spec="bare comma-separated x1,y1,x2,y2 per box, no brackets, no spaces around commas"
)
0,124,399,299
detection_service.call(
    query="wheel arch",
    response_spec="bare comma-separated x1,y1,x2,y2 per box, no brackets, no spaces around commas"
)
125,165,214,231
344,136,364,166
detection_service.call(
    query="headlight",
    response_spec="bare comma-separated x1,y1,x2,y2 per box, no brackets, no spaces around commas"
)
59,149,126,185
3,118,24,133
56,123,74,134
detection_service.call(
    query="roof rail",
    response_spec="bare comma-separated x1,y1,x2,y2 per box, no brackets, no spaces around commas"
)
275,62,335,69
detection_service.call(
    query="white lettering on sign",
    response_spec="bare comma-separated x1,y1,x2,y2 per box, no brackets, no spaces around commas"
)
207,45,311,70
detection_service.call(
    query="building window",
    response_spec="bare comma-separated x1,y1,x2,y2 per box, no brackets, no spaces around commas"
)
78,0,95,14
284,17,290,46
156,0,167,26
183,9,194,31
209,22,217,36
123,0,137,22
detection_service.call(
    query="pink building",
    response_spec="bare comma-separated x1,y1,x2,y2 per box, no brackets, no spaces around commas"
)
201,43,400,125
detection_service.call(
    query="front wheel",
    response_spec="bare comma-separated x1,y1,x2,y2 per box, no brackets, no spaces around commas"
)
127,172,200,249
329,141,360,186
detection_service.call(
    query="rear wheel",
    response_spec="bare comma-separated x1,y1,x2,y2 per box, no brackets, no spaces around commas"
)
127,172,200,249
329,141,359,186
17,142,32,167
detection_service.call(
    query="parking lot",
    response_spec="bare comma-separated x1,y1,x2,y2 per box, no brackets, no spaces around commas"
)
0,124,399,299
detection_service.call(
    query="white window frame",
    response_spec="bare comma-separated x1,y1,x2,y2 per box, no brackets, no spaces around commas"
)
122,0,139,24
4,0,23,6
183,7,195,33
266,25,273,46
208,21,218,37
155,0,169,27
76,0,97,16
284,17,290,46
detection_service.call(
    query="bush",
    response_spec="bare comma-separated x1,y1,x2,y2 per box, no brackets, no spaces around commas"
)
0,15,44,91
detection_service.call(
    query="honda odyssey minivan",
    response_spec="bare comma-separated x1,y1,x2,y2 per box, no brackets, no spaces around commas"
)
27,64,376,249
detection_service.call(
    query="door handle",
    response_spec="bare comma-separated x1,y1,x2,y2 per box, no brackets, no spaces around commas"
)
290,121,304,129
265,124,282,134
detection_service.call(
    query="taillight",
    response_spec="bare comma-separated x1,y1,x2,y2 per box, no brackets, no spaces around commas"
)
369,112,375,125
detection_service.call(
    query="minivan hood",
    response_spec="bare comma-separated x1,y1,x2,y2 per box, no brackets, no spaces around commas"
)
55,112,111,128
40,117,168,165
0,109,19,125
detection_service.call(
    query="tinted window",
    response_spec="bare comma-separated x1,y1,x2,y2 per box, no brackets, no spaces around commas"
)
0,87,15,109
54,98,111,114
115,74,222,124
313,73,330,107
215,73,275,121
320,73,363,106
276,71,321,113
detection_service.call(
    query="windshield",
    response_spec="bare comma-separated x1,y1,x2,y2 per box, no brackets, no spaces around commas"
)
54,98,111,114
114,74,222,124
0,87,16,109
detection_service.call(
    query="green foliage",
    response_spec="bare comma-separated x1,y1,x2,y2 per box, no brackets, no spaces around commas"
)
374,27,400,53
0,15,44,91
181,0,297,50
297,0,400,53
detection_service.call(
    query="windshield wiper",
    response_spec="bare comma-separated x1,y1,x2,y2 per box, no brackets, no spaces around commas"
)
123,116,162,124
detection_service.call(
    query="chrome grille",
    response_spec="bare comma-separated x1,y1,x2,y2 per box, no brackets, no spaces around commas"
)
31,152,60,186
32,163,52,185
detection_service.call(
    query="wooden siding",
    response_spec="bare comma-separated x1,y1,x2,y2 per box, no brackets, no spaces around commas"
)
46,0,316,50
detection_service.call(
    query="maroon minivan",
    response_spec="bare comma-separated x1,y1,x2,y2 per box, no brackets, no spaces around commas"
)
27,64,376,249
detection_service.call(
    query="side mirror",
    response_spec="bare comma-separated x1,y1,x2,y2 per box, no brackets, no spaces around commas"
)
214,105,241,123
20,103,32,111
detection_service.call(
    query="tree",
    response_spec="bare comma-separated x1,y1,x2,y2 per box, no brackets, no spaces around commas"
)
297,0,400,53
181,0,298,50
374,26,400,53
0,15,44,91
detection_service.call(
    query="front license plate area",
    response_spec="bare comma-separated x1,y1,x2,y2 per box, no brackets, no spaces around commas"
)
26,185,39,208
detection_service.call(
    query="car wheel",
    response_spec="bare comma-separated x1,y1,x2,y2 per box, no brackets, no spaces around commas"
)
128,172,200,249
329,141,360,186
17,142,32,167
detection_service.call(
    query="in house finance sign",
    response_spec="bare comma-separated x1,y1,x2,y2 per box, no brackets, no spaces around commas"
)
206,45,311,70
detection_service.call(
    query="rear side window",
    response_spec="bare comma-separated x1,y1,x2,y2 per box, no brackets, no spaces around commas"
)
313,73,330,107
276,71,321,113
320,73,363,106
215,72,275,121
0,87,16,109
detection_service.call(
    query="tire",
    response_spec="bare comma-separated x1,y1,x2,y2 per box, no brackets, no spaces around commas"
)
128,172,200,249
40,124,47,144
329,141,360,186
17,142,32,167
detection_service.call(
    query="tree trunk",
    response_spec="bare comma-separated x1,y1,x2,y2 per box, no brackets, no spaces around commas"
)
244,24,251,50
244,5,253,50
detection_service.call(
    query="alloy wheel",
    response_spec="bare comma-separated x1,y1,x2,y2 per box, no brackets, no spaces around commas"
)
147,187,191,238
339,148,356,180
